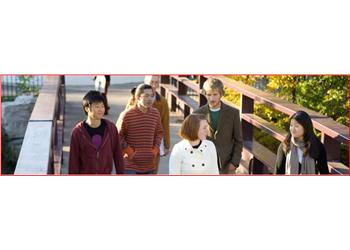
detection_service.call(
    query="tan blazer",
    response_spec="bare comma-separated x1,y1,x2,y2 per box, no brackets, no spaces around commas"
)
195,101,243,173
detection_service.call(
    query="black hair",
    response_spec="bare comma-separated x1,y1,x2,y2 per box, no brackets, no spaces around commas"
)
283,110,321,159
135,83,153,98
82,90,106,115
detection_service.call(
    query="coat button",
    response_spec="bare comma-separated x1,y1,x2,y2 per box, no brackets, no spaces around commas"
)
202,163,205,166
192,164,195,167
190,151,193,154
200,149,203,152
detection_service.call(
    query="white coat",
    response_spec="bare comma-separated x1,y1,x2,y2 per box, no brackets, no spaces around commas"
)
169,139,219,175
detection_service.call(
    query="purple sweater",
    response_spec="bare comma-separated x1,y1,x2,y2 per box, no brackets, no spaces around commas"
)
69,119,124,174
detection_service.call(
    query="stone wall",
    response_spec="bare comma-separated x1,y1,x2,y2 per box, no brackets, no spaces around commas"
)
2,95,36,161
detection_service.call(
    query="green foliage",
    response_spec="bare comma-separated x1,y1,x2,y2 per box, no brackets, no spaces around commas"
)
250,106,289,153
267,76,300,103
17,76,40,96
223,75,348,166
224,83,290,153
1,127,17,174
232,75,349,127
226,75,262,86
266,75,348,126
1,96,16,102
253,128,281,153
223,87,240,105
254,104,290,130
224,80,290,130
296,76,348,126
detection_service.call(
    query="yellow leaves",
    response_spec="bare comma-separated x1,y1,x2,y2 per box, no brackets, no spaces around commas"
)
223,86,240,105
267,79,279,91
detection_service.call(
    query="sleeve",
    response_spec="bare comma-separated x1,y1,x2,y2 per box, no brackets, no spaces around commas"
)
116,110,126,132
317,143,330,174
274,143,286,174
230,109,243,166
68,129,80,174
153,110,163,148
112,126,125,174
209,142,220,174
161,98,171,149
118,112,129,150
169,144,182,175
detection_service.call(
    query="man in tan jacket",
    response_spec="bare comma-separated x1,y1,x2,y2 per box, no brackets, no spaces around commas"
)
194,78,243,174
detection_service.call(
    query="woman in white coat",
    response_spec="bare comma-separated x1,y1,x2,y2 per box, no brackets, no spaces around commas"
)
169,113,219,175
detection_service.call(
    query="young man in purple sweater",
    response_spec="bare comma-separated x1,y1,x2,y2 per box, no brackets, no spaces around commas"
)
69,90,124,174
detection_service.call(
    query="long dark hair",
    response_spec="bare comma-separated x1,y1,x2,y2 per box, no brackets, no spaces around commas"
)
283,110,321,159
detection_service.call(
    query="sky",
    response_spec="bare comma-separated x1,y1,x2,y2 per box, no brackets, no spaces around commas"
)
64,76,144,86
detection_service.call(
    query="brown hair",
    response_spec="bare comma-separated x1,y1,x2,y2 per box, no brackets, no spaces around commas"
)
180,113,207,141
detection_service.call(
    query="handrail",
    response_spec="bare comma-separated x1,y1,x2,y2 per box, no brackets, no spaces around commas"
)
212,76,348,144
160,75,349,174
15,76,65,175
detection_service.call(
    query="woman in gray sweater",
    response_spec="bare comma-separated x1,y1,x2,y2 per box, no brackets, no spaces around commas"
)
275,110,329,175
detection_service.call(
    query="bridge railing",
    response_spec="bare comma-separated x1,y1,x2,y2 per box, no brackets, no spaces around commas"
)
160,75,349,175
15,76,65,175
1,75,44,99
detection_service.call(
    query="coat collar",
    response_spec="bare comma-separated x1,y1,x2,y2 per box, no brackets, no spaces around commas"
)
182,139,208,151
202,101,227,136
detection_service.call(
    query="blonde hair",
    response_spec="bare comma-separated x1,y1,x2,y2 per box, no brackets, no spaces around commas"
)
202,78,225,96
125,87,137,110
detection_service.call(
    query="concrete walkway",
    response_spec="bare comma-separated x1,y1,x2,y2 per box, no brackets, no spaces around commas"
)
62,83,182,174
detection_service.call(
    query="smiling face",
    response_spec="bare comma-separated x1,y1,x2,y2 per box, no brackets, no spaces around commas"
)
205,88,222,109
85,101,105,120
137,88,155,108
197,119,209,140
290,118,305,140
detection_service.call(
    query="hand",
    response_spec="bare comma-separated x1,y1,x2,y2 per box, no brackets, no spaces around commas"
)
163,148,170,156
123,147,135,160
152,146,160,157
228,163,238,173
123,153,135,160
